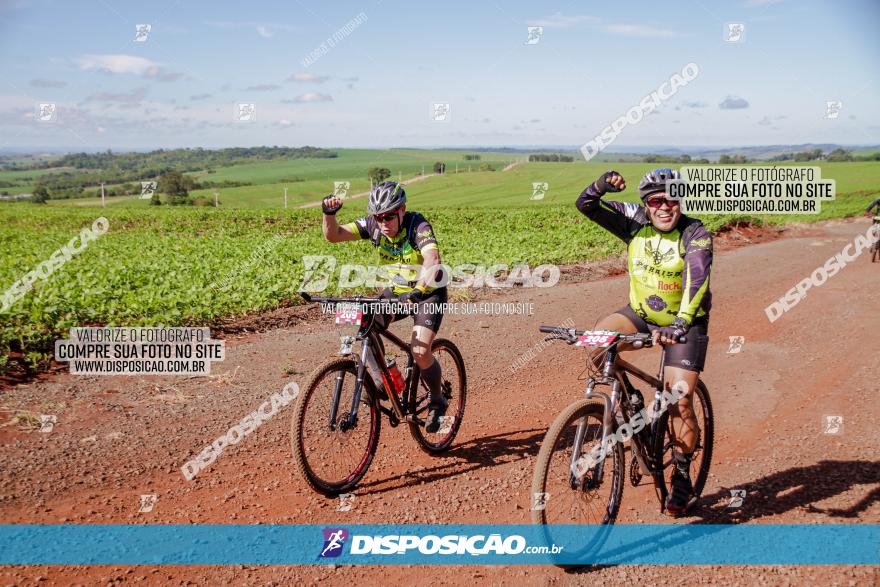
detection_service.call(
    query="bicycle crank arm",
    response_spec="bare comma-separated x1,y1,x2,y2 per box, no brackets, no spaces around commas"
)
405,414,425,426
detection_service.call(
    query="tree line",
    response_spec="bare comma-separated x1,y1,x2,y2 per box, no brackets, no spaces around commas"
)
15,146,336,200
528,153,575,162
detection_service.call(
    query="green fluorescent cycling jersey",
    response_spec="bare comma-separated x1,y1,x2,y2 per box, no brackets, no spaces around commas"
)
342,211,440,295
576,185,713,326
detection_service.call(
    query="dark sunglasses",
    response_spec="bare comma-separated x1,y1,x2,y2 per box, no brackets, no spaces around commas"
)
646,196,680,209
374,211,399,221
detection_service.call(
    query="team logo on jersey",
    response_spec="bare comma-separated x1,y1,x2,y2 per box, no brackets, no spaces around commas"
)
690,237,712,250
645,240,676,265
646,295,667,312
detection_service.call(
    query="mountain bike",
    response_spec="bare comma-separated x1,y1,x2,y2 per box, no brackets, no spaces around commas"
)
292,292,466,495
531,324,714,528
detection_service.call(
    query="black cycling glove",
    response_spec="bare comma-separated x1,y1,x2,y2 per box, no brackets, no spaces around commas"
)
398,289,427,304
594,170,623,195
657,317,689,342
322,195,342,215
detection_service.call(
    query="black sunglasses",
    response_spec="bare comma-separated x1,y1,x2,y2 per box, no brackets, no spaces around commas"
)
374,210,399,221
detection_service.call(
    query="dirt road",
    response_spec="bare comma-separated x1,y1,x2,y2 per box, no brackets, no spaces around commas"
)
297,173,439,209
0,218,877,585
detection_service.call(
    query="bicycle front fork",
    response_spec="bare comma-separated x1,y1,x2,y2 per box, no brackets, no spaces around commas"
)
328,338,371,431
569,378,620,488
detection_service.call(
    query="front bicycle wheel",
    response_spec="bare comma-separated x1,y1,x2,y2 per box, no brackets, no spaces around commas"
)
408,338,466,453
292,357,381,495
651,380,714,506
531,398,625,526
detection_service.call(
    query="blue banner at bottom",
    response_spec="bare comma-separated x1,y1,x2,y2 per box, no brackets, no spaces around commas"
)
0,524,876,565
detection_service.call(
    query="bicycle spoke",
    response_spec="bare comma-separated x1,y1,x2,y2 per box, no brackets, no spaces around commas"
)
297,362,378,491
540,408,620,525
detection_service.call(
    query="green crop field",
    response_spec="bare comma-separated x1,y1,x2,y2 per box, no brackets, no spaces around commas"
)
25,149,524,208
36,159,880,210
1,152,878,373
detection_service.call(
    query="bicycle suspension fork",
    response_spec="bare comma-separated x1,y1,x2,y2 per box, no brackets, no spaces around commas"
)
570,347,621,485
330,337,370,431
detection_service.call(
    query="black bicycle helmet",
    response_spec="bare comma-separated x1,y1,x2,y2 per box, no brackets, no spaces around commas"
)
367,181,407,215
638,168,681,201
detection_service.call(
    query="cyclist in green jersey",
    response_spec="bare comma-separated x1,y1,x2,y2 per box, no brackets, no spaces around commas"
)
576,168,713,517
321,182,448,432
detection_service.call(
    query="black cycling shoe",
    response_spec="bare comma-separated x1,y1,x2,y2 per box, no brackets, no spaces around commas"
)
424,398,448,433
665,468,697,517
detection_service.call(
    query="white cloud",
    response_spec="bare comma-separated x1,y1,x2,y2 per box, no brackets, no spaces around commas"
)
76,54,182,81
84,86,148,108
208,21,300,38
30,78,67,88
285,92,333,103
719,95,750,109
530,13,678,37
77,54,156,75
286,73,330,83
531,13,599,28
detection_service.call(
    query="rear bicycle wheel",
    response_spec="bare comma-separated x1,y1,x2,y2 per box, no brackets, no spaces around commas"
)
651,380,714,507
531,398,625,526
291,357,381,495
408,338,466,453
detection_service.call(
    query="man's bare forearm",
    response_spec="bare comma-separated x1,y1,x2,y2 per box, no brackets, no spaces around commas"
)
323,213,340,242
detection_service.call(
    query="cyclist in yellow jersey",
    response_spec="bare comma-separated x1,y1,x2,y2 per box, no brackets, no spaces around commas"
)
576,168,713,517
321,182,448,431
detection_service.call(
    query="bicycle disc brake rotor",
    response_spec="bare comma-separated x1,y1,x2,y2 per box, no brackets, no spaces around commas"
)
336,414,357,432
570,463,602,492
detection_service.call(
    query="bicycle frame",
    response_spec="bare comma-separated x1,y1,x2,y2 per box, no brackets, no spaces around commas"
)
305,293,425,431
571,341,670,496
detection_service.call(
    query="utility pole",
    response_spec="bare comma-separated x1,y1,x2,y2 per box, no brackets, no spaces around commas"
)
284,186,288,209
100,182,105,207
455,163,458,174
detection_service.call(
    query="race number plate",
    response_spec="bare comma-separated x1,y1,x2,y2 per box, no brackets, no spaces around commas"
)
335,303,362,325
575,330,619,347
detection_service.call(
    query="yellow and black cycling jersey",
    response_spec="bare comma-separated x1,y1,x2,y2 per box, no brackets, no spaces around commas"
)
576,184,712,327
342,211,440,295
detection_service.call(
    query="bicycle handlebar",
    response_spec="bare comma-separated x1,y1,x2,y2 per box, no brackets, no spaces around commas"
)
538,324,685,346
300,292,385,304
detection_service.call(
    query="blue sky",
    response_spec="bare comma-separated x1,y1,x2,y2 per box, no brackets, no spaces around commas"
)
0,0,878,151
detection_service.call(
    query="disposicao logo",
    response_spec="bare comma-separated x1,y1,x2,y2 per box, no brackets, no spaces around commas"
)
319,528,349,558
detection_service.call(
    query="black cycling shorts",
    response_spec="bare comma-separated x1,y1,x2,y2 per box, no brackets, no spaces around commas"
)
617,305,709,372
374,287,447,333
